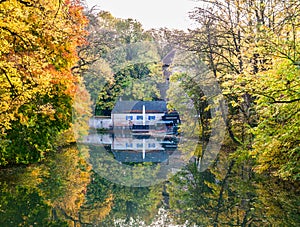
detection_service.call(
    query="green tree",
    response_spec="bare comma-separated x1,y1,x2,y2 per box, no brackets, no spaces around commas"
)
249,59,300,180
77,11,166,116
185,0,300,180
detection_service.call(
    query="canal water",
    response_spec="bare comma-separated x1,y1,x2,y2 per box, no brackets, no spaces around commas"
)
0,132,299,226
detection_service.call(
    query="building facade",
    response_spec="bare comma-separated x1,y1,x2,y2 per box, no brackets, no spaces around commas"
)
111,101,167,129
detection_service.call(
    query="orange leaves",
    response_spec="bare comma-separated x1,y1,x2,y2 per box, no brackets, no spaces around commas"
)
0,0,87,126
0,0,89,164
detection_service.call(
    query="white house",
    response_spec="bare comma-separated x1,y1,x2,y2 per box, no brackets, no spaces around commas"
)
111,101,167,129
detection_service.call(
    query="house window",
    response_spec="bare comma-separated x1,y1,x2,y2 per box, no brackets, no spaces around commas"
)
136,115,143,120
126,115,133,120
148,143,156,148
148,115,156,120
136,143,143,148
126,143,133,148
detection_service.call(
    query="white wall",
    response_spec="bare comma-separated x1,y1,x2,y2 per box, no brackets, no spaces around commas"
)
83,133,113,145
89,117,112,129
112,137,164,151
112,113,165,127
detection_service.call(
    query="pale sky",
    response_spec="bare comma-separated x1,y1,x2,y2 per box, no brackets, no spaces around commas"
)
84,0,199,30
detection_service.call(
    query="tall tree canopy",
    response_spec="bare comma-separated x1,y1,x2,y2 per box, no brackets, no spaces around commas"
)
78,11,165,116
0,0,88,165
180,0,300,180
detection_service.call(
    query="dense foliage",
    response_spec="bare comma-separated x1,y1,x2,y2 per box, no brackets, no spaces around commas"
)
172,0,300,181
0,0,298,188
0,1,299,225
0,0,88,165
78,11,168,116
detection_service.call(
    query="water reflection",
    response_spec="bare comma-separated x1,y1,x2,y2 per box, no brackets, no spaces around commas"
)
0,146,90,226
82,130,189,187
84,132,179,164
167,154,300,227
0,146,299,226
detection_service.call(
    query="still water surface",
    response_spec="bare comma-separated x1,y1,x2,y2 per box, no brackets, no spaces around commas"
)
0,132,299,226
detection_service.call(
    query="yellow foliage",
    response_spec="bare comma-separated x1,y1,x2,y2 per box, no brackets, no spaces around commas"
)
0,0,88,133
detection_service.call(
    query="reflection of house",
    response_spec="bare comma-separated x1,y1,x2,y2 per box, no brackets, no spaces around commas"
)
82,132,179,163
111,101,167,128
111,137,164,151
112,136,166,163
112,150,169,163
82,133,113,145
111,133,179,163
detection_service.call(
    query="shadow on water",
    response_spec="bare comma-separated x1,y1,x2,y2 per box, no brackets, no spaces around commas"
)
0,141,299,226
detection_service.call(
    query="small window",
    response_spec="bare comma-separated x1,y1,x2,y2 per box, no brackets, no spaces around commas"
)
136,115,143,120
126,115,133,120
148,115,156,120
126,143,133,148
148,143,156,148
136,143,143,148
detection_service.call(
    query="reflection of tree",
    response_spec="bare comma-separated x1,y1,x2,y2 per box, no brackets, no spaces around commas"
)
254,177,300,226
0,143,163,227
167,151,300,226
167,162,216,226
0,146,91,226
78,172,114,224
87,144,163,187
0,183,68,226
0,147,299,226
108,184,163,226
39,146,91,225
80,171,163,226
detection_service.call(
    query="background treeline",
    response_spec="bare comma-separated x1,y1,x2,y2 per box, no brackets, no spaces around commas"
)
80,0,299,181
0,0,299,182
0,0,299,226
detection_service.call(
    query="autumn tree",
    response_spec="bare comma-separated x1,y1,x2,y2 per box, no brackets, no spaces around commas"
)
185,0,300,180
0,0,88,165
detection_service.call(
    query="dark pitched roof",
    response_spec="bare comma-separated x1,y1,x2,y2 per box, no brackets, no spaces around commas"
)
112,101,167,114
